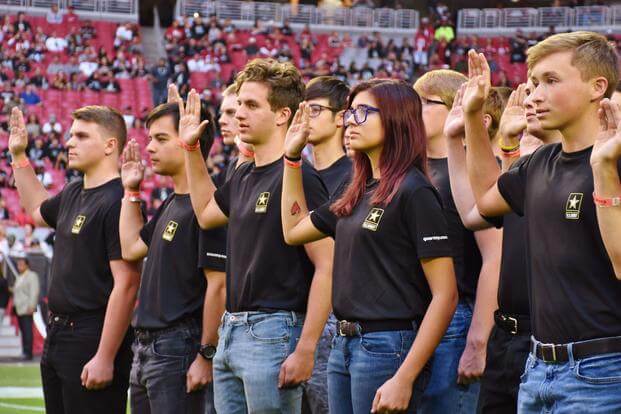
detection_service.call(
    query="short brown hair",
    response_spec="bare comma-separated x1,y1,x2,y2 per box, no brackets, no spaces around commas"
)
235,58,305,123
484,88,506,140
145,102,215,160
413,70,467,108
71,106,127,154
526,31,619,98
305,76,350,111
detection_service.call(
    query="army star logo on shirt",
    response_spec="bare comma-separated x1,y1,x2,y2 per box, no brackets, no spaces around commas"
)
362,208,384,231
565,193,583,220
162,220,178,241
255,192,270,213
71,215,86,234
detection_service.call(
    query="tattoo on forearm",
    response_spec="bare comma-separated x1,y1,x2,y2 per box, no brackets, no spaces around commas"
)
291,201,301,216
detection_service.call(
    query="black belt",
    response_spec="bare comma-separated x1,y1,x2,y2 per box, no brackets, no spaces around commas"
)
134,317,199,343
48,309,106,326
494,310,530,335
531,336,621,364
336,319,413,336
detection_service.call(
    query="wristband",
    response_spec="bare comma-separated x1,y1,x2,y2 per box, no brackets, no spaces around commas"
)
11,157,30,169
237,142,255,158
593,192,621,207
124,190,142,203
501,148,521,158
284,156,302,169
500,142,520,152
178,140,201,152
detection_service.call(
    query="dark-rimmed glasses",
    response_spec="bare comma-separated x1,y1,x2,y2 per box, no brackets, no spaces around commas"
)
308,104,339,118
343,104,380,125
421,97,446,106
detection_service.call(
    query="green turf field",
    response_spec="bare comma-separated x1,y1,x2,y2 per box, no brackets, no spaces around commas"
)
0,363,130,413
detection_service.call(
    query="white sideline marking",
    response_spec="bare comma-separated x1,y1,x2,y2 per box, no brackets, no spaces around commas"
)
0,387,44,398
0,401,44,412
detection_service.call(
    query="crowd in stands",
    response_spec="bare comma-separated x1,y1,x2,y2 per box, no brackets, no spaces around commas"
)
1,3,621,224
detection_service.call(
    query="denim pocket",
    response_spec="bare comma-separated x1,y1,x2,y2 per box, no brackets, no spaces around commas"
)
360,331,402,358
519,354,535,382
152,335,195,359
574,352,621,385
443,304,471,340
248,317,290,344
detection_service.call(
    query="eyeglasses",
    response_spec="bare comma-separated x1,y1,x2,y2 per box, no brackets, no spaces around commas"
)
308,104,338,118
421,97,446,106
343,104,380,125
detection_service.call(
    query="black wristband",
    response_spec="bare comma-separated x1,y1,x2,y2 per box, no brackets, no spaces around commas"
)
284,154,302,162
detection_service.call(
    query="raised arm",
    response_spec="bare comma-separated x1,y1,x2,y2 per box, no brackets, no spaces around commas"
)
119,139,148,261
281,102,328,245
591,98,621,279
8,107,49,227
171,85,228,230
498,84,528,172
463,50,512,217
445,84,493,230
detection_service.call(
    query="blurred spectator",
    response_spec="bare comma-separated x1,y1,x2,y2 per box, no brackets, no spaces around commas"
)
510,30,528,63
35,165,53,189
14,12,31,34
12,256,39,360
149,58,171,105
14,208,34,228
20,86,41,106
0,200,9,220
64,6,79,24
46,4,64,24
435,17,455,42
25,114,42,138
42,115,62,135
45,31,68,52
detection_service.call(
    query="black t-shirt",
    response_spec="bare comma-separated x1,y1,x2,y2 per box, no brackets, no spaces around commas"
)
133,193,226,329
428,157,482,302
40,178,123,314
214,157,328,313
310,168,452,324
497,144,621,343
318,155,352,198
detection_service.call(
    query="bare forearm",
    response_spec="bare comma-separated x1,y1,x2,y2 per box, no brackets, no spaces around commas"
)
592,162,621,278
468,258,499,349
296,268,331,354
201,273,226,345
119,199,146,261
185,150,217,227
97,283,138,360
281,165,310,240
464,111,502,204
447,137,490,230
395,288,457,383
13,154,49,215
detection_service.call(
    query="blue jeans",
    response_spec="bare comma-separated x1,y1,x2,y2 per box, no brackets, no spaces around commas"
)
302,313,336,413
328,328,429,414
419,300,480,414
130,320,210,414
518,338,621,413
213,311,304,414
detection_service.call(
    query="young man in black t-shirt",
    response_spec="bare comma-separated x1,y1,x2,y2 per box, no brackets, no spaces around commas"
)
179,59,334,413
465,32,621,413
301,75,351,414
444,67,561,412
414,70,503,414
8,106,140,414
119,92,226,414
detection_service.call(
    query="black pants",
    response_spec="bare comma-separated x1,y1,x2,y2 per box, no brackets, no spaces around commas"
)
17,314,33,358
477,324,531,414
40,311,133,414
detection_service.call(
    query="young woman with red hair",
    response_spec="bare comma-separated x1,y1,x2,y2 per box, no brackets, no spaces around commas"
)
280,79,458,413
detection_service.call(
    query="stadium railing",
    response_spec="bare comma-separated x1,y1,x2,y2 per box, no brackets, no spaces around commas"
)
458,5,621,35
176,0,419,35
0,0,138,22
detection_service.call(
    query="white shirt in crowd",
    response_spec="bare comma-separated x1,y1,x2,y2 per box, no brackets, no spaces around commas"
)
45,36,68,52
42,121,62,135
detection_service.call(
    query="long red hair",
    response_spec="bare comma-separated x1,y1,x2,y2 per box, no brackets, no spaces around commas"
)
331,79,428,217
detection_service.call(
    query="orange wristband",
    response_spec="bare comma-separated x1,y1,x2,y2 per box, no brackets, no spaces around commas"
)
178,140,201,152
501,148,521,158
284,157,302,169
11,157,30,169
124,190,141,202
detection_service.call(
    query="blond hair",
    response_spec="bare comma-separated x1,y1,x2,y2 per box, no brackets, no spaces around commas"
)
413,70,467,108
222,83,237,97
71,105,126,154
527,31,618,98
235,58,305,122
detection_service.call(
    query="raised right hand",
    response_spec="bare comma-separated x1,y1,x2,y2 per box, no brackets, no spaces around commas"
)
462,50,491,114
444,83,466,139
8,107,28,157
499,83,527,141
121,139,144,191
174,86,210,147
284,102,310,158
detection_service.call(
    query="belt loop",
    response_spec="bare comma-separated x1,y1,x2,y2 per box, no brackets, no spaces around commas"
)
567,342,576,367
290,311,297,325
241,312,249,324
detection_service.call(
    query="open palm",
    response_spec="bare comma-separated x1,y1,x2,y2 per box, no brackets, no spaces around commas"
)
8,107,28,156
592,98,621,165
444,84,465,139
462,50,491,114
169,84,209,146
499,84,527,140
121,139,144,191
285,102,310,158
